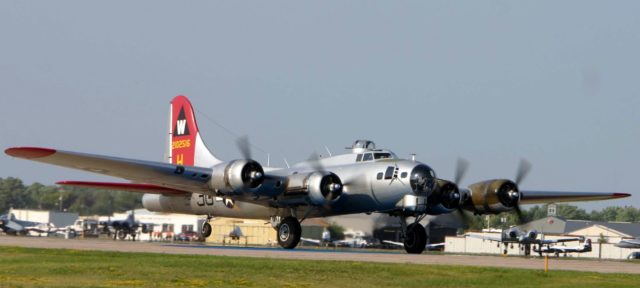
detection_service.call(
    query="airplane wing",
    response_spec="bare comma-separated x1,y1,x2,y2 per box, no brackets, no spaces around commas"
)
382,240,404,247
5,147,211,194
465,233,503,242
300,237,322,245
56,181,190,195
426,243,445,250
519,190,629,204
615,239,640,249
540,236,583,245
383,240,445,250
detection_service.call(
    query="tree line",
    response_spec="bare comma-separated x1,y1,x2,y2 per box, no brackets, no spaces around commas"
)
0,177,141,215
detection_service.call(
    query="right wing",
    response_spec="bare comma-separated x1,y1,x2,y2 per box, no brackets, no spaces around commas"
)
519,190,630,204
5,147,211,194
540,236,583,245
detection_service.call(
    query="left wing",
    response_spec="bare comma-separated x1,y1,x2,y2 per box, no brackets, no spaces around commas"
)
466,233,503,242
5,147,211,194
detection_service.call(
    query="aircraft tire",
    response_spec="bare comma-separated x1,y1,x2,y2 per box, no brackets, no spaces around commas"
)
277,217,301,249
117,229,127,240
404,223,427,254
201,222,212,238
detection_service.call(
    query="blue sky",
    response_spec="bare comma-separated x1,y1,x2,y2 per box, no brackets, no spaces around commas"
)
1,1,638,211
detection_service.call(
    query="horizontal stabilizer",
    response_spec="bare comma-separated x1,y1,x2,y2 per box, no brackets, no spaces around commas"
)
57,181,190,195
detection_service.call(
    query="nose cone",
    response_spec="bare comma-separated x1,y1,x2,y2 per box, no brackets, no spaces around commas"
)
409,164,437,195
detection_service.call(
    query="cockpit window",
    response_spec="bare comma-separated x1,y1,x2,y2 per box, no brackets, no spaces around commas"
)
356,154,363,162
362,153,373,161
374,153,392,160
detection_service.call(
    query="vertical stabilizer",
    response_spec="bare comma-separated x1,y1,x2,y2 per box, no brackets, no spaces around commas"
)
167,95,222,167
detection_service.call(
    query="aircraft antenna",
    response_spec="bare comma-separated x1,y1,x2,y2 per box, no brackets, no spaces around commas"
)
284,158,290,169
324,146,332,157
194,107,269,155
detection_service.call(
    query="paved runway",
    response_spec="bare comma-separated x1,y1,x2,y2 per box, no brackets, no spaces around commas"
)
1,236,638,274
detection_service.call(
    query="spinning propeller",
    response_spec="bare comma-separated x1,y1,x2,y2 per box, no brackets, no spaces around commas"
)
235,136,265,189
307,152,343,209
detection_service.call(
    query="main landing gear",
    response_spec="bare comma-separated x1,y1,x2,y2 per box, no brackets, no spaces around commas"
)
399,214,428,254
403,223,427,254
277,217,301,249
201,215,213,238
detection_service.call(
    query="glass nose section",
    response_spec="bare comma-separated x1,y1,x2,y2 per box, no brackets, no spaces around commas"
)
410,164,437,195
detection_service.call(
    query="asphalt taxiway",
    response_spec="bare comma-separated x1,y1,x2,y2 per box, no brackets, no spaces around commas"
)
1,235,638,274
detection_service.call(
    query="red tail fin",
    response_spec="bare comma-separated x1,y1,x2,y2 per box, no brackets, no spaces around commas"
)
167,95,221,167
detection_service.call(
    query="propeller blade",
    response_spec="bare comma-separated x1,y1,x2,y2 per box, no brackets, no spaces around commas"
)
454,158,469,185
514,205,526,224
236,136,252,160
456,208,470,229
512,159,531,224
514,159,532,186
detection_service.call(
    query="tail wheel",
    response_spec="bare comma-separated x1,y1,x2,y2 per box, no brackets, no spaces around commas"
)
404,223,427,254
201,222,212,238
277,217,301,249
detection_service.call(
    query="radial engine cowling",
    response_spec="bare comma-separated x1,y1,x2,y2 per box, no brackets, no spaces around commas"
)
284,172,343,206
466,179,521,214
208,159,265,195
426,179,462,214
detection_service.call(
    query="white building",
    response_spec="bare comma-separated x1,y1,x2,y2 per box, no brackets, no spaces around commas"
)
9,208,78,228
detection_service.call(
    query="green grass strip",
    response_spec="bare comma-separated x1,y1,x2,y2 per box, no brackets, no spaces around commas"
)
0,247,638,288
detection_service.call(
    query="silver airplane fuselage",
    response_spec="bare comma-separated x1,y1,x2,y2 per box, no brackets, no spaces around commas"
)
142,149,433,220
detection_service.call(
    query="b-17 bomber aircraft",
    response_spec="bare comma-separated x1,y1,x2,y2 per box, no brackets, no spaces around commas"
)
4,95,631,254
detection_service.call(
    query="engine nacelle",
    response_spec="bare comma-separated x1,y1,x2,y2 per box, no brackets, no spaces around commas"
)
527,230,538,240
426,179,462,214
282,172,343,206
465,179,521,214
208,159,264,195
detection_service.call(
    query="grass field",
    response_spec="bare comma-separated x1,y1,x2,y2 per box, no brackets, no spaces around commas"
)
0,247,639,288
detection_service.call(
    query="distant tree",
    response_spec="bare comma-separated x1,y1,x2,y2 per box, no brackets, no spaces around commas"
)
616,206,639,222
327,222,345,240
0,177,142,215
0,177,26,212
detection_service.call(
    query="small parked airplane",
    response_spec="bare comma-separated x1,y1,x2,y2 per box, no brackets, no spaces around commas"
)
0,212,60,236
5,95,631,253
534,238,592,257
100,212,151,241
467,227,583,255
